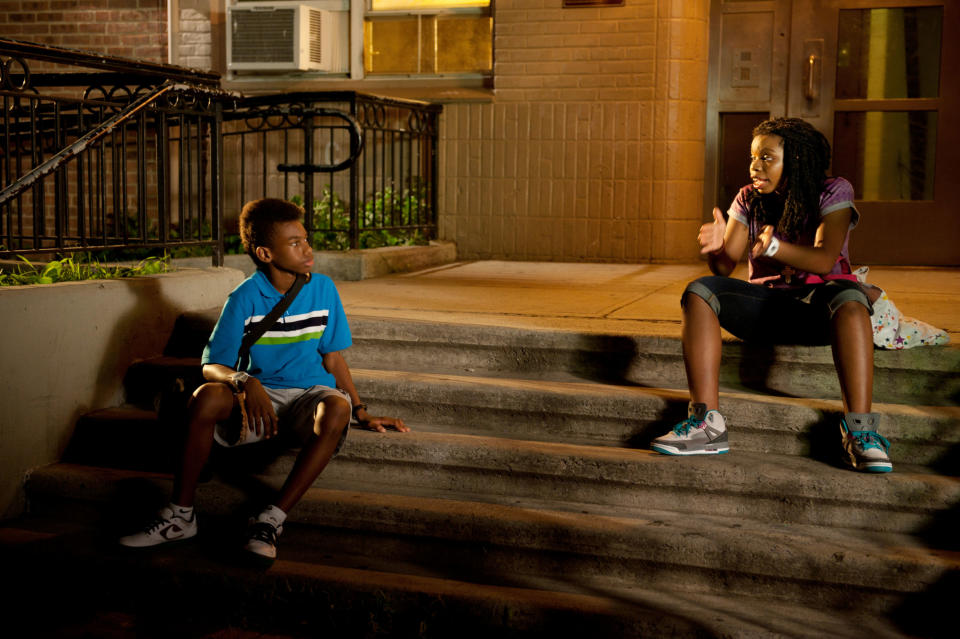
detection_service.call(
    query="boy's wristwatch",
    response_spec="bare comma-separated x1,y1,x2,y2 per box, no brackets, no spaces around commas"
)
230,371,251,391
352,402,368,420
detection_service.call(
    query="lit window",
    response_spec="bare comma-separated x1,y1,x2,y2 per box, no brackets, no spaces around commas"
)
365,0,492,76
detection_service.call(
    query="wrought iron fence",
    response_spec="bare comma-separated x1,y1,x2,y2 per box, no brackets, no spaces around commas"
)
223,92,440,251
0,38,226,263
0,37,442,266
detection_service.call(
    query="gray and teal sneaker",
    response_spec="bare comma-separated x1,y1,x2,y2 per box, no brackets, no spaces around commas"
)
652,402,729,455
840,413,892,473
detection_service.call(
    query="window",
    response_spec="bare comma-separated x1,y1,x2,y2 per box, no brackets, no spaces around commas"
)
364,0,492,76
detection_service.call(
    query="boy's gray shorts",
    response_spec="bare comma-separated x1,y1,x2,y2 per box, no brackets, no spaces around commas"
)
214,384,351,450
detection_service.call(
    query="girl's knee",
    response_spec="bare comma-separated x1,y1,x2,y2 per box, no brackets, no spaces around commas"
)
829,296,871,321
823,281,872,319
683,278,721,317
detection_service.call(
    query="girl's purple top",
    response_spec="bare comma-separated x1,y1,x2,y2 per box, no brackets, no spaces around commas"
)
727,176,859,287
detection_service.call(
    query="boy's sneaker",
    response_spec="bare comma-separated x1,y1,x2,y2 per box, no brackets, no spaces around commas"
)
840,413,892,473
244,514,284,565
118,506,197,547
652,402,729,455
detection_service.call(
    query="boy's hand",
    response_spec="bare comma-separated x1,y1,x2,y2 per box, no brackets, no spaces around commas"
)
698,207,726,254
241,377,279,438
354,407,409,433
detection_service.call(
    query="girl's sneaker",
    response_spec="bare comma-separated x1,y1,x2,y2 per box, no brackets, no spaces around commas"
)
652,402,729,455
840,413,892,473
118,506,197,547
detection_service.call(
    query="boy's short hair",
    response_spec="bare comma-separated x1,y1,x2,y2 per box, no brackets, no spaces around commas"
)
239,198,305,267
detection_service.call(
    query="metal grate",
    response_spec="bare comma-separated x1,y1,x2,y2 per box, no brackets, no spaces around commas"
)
230,9,296,63
308,8,325,65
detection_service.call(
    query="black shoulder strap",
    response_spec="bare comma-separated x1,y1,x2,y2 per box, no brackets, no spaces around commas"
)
235,272,307,371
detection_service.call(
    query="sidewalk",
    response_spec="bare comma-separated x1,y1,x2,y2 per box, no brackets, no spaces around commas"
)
336,260,960,343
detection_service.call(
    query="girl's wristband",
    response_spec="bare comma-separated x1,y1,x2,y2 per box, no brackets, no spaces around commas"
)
763,236,781,257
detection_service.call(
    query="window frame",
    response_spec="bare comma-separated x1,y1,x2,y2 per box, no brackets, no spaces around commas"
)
361,0,492,80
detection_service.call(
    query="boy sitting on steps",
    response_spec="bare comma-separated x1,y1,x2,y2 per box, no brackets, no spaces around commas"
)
120,198,408,563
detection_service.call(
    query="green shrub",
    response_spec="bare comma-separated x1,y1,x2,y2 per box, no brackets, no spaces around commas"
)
0,253,171,287
291,182,430,251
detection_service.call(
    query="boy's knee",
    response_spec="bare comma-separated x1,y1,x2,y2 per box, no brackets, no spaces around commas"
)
314,396,350,435
188,382,235,420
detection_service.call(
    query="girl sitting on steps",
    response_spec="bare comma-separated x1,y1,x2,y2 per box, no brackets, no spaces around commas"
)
651,117,892,473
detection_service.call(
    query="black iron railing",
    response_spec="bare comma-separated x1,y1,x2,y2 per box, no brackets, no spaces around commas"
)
0,37,442,266
0,38,226,263
223,92,440,251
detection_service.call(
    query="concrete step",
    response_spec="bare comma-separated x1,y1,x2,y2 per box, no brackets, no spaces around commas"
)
324,431,960,536
345,316,960,406
62,405,960,535
23,463,959,619
1,515,922,639
351,369,960,468
161,310,960,406
117,360,960,469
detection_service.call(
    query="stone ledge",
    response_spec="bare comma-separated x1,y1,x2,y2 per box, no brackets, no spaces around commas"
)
174,240,457,281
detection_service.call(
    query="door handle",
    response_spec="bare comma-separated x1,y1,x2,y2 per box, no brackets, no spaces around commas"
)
805,53,819,100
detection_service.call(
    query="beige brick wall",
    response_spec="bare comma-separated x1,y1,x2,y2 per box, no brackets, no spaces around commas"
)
439,0,709,262
177,1,214,71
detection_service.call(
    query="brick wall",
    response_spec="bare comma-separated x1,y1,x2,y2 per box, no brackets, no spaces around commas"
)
439,0,709,262
1,0,168,63
2,0,711,263
177,0,213,71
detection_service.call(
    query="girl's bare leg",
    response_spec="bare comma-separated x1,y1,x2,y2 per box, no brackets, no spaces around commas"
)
682,294,722,411
830,301,874,413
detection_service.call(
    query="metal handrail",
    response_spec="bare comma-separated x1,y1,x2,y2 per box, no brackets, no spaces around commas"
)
0,37,220,86
276,108,365,174
1,37,441,260
0,83,174,208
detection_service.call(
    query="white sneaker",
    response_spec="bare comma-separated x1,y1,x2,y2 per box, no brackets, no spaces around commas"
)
244,512,284,563
652,402,729,455
119,506,197,547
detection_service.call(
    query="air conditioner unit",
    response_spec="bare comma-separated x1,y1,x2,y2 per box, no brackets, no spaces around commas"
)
227,2,338,71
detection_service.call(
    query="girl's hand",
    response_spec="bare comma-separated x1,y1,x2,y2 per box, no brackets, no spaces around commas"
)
751,225,776,259
698,207,726,254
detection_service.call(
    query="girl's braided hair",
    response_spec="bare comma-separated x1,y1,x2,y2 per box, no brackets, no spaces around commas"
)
748,117,832,244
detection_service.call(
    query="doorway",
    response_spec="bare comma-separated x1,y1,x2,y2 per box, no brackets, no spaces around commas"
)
705,0,959,265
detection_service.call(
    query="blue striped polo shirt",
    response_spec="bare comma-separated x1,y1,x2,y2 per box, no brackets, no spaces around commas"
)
202,269,352,389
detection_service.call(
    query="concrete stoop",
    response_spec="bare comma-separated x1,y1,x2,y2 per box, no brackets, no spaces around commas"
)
16,465,950,639
344,316,960,406
2,517,916,639
12,312,960,637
